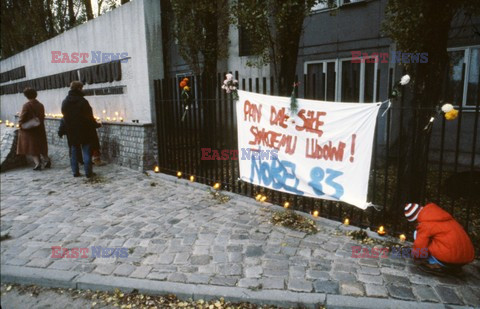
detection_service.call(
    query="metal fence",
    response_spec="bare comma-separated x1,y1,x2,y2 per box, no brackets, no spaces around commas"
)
154,72,479,243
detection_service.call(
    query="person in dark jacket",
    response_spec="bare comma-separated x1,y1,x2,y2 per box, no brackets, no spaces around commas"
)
17,88,51,170
58,118,83,165
61,81,101,177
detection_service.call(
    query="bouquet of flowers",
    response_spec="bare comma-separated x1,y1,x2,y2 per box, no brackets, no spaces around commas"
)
180,77,191,122
221,73,239,101
441,103,459,120
424,103,459,132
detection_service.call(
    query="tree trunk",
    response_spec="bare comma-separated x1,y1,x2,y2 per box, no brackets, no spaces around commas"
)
45,0,56,36
68,0,76,28
84,0,94,20
274,2,307,96
393,5,454,215
199,3,219,171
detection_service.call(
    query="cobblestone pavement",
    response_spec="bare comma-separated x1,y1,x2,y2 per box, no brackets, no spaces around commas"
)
1,147,479,308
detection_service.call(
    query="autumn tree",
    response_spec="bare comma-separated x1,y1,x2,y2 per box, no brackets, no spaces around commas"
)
232,0,320,96
382,0,480,211
169,0,229,78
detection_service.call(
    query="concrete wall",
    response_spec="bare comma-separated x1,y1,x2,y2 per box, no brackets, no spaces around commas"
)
42,118,157,171
0,0,163,124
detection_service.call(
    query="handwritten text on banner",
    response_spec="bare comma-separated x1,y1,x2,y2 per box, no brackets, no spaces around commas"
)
236,90,382,210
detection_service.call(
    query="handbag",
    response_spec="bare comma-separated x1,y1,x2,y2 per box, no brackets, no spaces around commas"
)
22,116,41,129
21,102,41,130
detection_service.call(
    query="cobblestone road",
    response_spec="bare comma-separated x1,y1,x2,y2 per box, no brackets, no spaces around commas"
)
1,147,479,307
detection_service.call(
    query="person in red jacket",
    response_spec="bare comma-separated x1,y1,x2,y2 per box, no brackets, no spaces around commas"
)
405,202,475,275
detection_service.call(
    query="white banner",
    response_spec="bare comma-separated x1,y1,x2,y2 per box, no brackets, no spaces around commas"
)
236,90,382,210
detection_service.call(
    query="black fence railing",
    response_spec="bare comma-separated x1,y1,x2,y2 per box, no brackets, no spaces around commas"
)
154,72,479,245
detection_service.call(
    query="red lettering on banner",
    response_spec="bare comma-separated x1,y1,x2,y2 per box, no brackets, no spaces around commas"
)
270,106,288,128
306,139,346,161
295,109,326,137
244,100,262,123
248,126,297,155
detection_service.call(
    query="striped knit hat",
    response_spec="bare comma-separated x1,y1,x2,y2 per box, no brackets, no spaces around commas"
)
404,203,423,222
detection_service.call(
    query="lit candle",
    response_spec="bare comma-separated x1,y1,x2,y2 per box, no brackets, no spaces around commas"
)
106,117,111,121
119,117,124,122
0,120,3,124
399,234,406,242
113,117,117,121
283,201,290,208
154,166,160,173
177,171,182,178
377,226,386,236
260,195,267,202
102,110,106,114
255,194,262,201
344,218,350,225
213,183,221,190
115,111,119,117
16,124,20,128
189,175,195,182
313,210,319,217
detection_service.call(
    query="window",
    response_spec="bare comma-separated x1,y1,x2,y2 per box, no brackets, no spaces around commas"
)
466,48,479,107
305,60,337,101
312,0,338,11
305,56,379,103
311,0,364,11
341,61,360,102
238,25,255,57
339,57,378,103
444,46,480,108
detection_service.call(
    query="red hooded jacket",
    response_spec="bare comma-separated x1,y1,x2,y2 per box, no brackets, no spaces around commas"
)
413,203,475,264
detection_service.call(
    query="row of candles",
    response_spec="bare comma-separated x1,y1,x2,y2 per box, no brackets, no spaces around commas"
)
154,165,408,243
45,111,125,122
1,120,19,128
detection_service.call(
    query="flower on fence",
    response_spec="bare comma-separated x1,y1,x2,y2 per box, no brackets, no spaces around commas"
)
400,74,410,86
390,74,411,98
290,82,300,114
445,109,459,120
221,73,239,101
441,103,458,120
180,77,191,122
441,103,454,113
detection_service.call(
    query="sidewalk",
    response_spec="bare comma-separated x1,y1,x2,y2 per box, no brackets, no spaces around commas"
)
1,146,479,308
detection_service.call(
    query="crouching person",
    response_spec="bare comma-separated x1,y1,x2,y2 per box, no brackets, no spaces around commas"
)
405,202,474,275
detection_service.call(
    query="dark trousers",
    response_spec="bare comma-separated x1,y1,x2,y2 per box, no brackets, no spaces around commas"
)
71,144,92,176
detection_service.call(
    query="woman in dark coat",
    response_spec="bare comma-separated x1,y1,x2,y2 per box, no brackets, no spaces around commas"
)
17,88,51,170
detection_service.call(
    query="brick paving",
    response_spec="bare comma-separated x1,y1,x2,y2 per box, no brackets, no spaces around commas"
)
1,146,479,307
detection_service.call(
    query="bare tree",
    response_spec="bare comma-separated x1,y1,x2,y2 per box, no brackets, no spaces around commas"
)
84,0,93,20
68,0,76,28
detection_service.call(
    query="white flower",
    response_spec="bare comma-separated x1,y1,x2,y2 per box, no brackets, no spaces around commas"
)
225,73,233,81
441,103,454,113
232,86,237,90
400,74,410,85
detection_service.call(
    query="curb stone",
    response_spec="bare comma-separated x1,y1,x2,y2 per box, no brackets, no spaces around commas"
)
1,265,473,309
1,265,325,308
